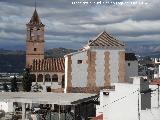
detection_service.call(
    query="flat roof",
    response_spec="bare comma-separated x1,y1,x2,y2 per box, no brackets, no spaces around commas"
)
0,92,98,105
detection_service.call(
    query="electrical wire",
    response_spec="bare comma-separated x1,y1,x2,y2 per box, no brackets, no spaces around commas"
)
97,87,160,119
96,89,139,110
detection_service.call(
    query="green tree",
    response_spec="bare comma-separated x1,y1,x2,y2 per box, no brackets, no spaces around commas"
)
11,76,19,92
3,82,9,92
22,68,32,92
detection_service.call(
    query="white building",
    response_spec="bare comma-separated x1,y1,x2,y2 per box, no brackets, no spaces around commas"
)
97,77,160,120
64,31,125,93
125,53,138,83
152,58,160,78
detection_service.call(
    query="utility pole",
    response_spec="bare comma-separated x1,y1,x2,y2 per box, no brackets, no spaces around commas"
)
138,90,141,120
158,84,159,107
58,97,61,120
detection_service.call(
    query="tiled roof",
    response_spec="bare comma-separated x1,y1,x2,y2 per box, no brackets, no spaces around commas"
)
27,9,44,26
151,79,160,85
88,31,124,48
91,114,103,120
125,53,137,61
31,58,64,72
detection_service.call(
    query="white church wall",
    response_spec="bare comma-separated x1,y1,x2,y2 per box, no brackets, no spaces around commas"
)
92,49,105,87
109,50,120,83
71,51,88,87
65,48,125,89
93,49,125,85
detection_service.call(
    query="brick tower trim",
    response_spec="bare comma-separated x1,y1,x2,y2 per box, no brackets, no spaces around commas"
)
26,8,45,68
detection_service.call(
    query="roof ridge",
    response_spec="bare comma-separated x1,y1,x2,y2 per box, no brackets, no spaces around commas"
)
104,32,124,46
88,31,124,48
103,32,124,46
88,31,105,46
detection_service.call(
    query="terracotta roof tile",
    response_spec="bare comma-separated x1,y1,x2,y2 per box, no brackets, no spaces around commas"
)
91,114,103,120
88,31,124,48
151,79,160,85
31,58,64,72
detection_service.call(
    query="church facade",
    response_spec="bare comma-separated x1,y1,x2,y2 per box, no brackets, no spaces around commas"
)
64,31,125,93
26,9,65,92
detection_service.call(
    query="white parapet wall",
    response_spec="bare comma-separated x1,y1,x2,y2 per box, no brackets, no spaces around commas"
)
0,102,13,112
71,51,88,87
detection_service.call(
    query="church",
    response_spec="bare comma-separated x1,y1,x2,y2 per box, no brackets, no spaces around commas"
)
26,8,138,93
64,31,125,93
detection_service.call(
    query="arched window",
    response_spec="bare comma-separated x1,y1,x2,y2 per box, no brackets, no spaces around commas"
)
37,74,43,82
30,74,36,82
46,87,51,92
45,74,51,82
31,29,34,36
37,29,41,40
52,74,58,82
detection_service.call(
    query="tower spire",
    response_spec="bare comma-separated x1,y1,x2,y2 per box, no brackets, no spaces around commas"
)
27,0,44,26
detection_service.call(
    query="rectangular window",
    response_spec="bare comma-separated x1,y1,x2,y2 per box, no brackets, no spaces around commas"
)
128,63,130,66
34,48,37,51
77,60,83,64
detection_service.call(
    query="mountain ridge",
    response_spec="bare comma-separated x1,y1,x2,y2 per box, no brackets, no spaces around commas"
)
0,46,160,73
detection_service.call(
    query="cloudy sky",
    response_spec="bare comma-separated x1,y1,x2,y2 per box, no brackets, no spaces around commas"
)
0,0,160,50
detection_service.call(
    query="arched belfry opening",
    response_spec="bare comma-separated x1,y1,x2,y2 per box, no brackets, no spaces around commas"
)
26,7,45,68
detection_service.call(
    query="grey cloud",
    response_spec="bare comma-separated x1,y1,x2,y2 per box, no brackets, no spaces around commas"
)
0,0,159,50
0,0,79,9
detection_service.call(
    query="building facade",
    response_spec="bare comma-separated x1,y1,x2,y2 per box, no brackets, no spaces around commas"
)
125,53,138,83
98,77,159,120
26,9,45,67
26,9,65,92
64,31,125,93
152,58,160,78
26,9,139,93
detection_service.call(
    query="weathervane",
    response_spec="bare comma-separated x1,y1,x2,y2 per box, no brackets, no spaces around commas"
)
35,0,37,9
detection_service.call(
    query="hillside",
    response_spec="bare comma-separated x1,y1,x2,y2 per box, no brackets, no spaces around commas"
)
0,54,25,73
126,42,160,58
45,47,77,58
0,48,76,73
1,45,160,73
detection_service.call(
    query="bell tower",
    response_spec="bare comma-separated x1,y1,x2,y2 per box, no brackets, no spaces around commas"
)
26,8,45,67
